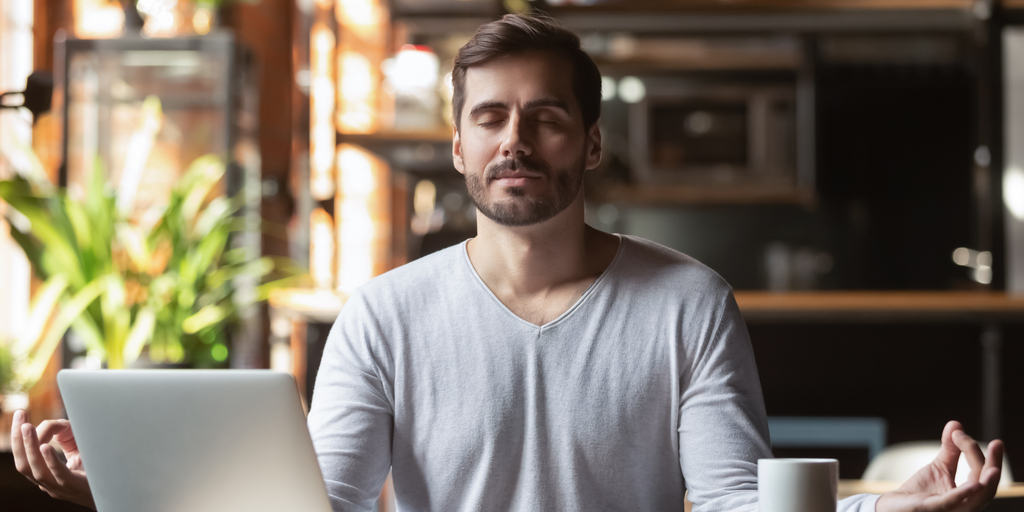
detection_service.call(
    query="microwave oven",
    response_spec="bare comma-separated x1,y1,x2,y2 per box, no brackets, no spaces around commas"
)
628,79,800,189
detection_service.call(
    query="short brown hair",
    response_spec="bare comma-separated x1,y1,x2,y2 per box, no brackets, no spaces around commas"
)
451,13,602,132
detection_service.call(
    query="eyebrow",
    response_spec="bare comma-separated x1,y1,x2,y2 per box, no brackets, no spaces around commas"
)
468,98,571,118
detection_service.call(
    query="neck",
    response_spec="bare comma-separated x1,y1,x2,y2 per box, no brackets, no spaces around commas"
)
466,194,616,298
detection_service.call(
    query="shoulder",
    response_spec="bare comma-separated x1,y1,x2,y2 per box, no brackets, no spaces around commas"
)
614,235,733,300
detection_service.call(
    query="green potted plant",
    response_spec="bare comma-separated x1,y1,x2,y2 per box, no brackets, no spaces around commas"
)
0,95,295,370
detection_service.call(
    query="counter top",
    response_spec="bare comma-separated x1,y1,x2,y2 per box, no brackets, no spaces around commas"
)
734,291,1024,323
270,288,1024,324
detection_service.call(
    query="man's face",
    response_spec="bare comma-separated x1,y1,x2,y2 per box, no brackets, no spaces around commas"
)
453,51,601,227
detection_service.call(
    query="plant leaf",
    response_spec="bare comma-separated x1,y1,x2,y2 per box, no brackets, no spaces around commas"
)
70,313,105,355
13,275,69,358
116,223,152,272
180,155,225,224
122,308,155,366
20,277,108,388
182,305,227,334
192,196,231,239
116,95,163,218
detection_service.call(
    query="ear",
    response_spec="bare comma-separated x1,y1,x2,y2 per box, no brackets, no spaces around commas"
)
452,125,466,175
584,119,602,171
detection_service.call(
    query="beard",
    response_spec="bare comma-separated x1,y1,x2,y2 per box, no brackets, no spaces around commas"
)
465,153,585,227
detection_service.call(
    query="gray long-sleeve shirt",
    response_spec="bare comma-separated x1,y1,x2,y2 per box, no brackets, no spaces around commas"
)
308,235,879,512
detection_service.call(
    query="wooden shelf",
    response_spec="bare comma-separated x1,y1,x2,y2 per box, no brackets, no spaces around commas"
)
593,183,814,205
337,130,452,145
268,288,347,324
555,8,976,34
735,291,1024,323
552,0,973,12
271,288,1024,325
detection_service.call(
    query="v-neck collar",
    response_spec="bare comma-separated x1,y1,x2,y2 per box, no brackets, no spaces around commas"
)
459,234,626,331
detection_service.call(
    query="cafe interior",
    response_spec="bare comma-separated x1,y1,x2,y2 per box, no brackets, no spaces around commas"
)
1,0,1024,510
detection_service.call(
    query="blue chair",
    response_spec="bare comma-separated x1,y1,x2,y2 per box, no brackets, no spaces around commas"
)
767,416,888,461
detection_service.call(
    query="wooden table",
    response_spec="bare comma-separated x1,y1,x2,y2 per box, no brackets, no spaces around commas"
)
682,482,1024,512
838,480,1024,498
841,480,1024,511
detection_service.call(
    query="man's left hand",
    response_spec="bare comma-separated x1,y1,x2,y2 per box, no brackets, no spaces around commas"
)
875,421,1003,512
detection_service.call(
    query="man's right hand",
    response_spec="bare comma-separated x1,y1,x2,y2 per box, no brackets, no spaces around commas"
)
11,409,96,510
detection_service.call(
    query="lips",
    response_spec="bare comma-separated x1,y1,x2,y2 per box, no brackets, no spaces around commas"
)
492,170,542,181
491,172,541,189
484,158,548,189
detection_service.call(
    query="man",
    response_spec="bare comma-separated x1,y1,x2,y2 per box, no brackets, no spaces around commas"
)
12,13,1005,512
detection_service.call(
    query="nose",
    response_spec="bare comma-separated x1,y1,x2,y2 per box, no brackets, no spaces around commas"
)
499,112,533,159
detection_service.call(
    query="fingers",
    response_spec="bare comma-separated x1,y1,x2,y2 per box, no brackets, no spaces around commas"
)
11,410,39,486
957,466,1001,512
936,421,965,471
952,430,986,483
932,480,980,510
963,442,1006,512
982,440,1004,482
40,444,71,486
41,443,91,491
36,419,79,454
10,410,94,510
40,443,96,510
21,422,57,486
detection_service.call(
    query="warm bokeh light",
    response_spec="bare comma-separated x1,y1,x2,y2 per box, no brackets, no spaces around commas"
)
136,0,179,38
310,208,336,289
73,0,124,39
618,76,646,104
335,0,386,41
331,0,386,134
389,45,439,94
410,179,438,236
335,144,390,294
0,0,34,344
337,51,378,133
310,22,337,200
1004,166,1024,221
382,45,442,131
192,7,213,35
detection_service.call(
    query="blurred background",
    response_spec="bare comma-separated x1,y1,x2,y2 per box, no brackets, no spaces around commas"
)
2,0,1024,510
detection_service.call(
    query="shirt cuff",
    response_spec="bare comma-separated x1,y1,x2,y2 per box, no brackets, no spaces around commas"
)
838,493,881,512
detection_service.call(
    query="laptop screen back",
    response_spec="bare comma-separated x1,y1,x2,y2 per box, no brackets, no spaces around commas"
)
58,370,333,512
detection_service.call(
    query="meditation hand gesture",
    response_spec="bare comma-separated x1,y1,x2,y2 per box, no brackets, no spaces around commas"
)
11,409,96,510
876,421,1003,512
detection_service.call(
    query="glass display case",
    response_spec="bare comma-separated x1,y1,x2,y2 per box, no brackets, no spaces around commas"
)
56,32,264,366
58,32,257,212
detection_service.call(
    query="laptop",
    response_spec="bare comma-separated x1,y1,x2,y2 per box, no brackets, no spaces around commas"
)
57,370,333,512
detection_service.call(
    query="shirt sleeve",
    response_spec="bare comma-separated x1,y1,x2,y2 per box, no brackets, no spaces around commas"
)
678,291,881,512
307,292,394,512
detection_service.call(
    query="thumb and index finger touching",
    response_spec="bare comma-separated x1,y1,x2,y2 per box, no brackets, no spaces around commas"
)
934,420,1004,511
937,421,1004,483
36,418,80,455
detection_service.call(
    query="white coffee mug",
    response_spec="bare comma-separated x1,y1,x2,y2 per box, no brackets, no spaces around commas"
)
758,458,839,512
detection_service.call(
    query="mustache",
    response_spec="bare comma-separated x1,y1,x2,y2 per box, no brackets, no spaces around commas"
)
485,157,550,181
